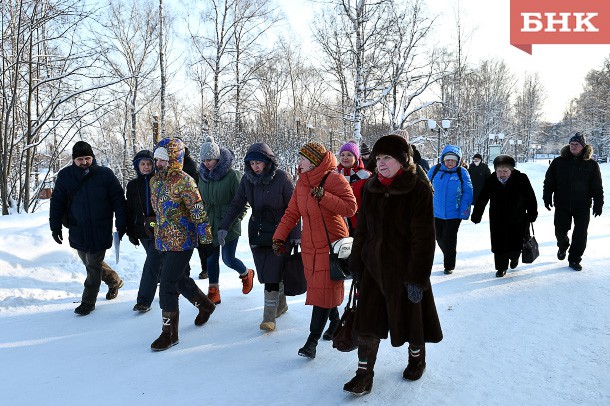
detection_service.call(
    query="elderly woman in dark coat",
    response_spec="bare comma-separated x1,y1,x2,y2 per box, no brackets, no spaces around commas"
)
221,143,299,332
344,135,443,396
471,155,538,277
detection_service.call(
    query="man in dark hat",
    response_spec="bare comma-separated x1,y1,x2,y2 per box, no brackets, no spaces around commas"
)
360,142,371,168
468,153,491,205
49,141,127,315
543,132,604,271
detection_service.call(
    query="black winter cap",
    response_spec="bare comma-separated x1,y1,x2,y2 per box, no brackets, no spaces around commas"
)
72,141,94,159
371,134,412,166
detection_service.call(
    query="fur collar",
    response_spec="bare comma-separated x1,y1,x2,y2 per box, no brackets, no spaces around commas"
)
244,159,278,185
199,147,234,182
560,144,593,160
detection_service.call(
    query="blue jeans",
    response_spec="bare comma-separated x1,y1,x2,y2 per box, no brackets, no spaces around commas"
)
136,238,161,306
206,237,247,284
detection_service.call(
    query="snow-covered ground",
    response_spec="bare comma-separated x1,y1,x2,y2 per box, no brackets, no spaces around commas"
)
1,161,609,405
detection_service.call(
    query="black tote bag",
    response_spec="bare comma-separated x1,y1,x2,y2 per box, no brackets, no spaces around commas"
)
283,244,307,296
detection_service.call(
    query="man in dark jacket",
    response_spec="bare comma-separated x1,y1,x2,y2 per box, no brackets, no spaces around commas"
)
49,141,127,315
468,153,491,205
543,133,604,271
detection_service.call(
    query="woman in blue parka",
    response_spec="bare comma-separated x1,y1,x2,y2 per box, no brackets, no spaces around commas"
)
427,145,473,274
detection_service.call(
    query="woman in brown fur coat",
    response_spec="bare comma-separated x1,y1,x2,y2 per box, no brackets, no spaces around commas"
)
344,135,443,396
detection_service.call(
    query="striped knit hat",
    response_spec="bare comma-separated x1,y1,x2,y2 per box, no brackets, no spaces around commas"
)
299,142,326,167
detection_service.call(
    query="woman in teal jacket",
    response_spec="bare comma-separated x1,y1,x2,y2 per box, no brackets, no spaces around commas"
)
427,145,473,274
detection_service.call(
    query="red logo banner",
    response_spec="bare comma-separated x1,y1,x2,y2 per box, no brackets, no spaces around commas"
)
510,0,610,54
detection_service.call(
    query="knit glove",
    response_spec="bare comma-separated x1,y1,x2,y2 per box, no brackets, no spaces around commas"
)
311,186,325,201
52,229,63,245
129,235,139,246
272,238,286,256
406,284,423,304
593,206,602,217
217,229,228,246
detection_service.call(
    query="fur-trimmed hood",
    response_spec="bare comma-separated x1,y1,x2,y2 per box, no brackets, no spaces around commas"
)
560,144,593,160
243,142,279,186
199,147,234,182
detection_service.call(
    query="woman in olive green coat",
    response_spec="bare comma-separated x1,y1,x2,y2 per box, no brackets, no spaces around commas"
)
198,136,254,305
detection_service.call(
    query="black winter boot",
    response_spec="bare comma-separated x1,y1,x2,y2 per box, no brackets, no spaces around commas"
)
322,307,340,340
151,311,179,351
74,302,95,316
298,335,319,359
403,345,426,381
344,335,380,396
298,306,329,359
191,290,216,326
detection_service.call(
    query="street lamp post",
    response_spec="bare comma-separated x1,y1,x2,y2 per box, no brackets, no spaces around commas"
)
428,119,451,163
530,144,540,161
488,133,505,164
509,139,523,162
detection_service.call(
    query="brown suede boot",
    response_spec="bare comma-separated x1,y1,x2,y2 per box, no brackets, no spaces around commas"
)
151,311,179,351
403,344,426,381
344,335,380,396
192,290,216,326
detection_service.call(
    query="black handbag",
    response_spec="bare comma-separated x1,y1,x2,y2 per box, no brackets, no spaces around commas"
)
283,244,307,296
317,172,352,281
248,206,277,247
522,223,539,264
332,282,358,352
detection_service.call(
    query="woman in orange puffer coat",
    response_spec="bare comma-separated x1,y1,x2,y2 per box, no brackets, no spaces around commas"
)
273,142,357,359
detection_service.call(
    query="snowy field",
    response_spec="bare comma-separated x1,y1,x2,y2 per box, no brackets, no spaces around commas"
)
1,161,609,405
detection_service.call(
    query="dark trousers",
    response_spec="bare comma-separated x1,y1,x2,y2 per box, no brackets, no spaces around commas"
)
77,250,106,304
196,243,213,274
159,250,200,312
136,238,162,306
494,251,521,271
554,207,590,264
310,306,331,339
434,218,462,270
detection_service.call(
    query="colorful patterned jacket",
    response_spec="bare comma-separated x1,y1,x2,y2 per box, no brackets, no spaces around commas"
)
150,138,211,251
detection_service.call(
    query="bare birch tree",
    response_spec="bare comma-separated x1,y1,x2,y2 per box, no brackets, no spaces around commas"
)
0,0,122,214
